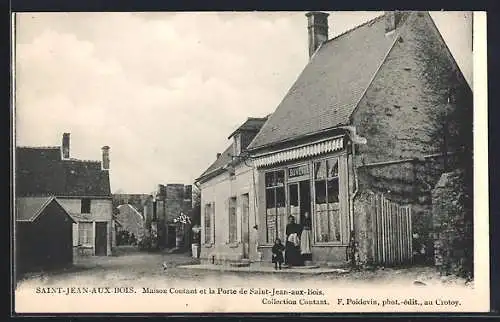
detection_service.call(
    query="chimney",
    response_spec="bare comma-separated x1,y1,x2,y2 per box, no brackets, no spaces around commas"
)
385,11,403,34
216,153,221,159
101,146,110,170
62,133,70,159
306,11,329,59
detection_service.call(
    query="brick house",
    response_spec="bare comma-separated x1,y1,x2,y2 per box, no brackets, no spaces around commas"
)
198,11,472,267
16,133,114,257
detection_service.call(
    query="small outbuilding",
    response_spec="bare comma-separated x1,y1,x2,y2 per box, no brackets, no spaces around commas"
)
16,196,75,274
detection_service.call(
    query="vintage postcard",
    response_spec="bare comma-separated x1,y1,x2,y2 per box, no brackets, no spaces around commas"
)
12,11,489,313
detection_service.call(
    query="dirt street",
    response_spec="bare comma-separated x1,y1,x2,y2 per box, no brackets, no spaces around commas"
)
15,247,472,291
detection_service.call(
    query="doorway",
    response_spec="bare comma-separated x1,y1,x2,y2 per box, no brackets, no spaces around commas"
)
288,180,311,226
241,194,250,259
95,222,108,256
166,225,176,248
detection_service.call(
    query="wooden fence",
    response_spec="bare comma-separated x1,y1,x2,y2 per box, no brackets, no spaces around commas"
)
371,194,413,266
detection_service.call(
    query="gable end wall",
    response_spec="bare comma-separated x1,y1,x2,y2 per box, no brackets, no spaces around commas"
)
349,13,473,265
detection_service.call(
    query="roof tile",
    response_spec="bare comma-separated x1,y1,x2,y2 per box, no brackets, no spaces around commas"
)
16,147,111,197
248,13,405,150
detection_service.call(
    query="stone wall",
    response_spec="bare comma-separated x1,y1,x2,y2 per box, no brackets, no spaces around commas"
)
432,170,473,278
349,13,472,267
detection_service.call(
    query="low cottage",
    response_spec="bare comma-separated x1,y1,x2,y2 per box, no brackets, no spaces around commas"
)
16,133,114,257
16,196,75,273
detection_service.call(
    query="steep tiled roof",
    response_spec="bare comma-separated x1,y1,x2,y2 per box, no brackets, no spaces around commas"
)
248,13,408,150
196,143,234,182
16,147,111,197
15,196,74,222
197,115,268,183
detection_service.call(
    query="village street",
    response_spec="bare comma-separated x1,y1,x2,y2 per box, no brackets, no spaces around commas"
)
16,247,472,292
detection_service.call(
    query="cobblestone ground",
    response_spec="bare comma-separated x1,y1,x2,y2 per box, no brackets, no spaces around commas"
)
15,246,472,290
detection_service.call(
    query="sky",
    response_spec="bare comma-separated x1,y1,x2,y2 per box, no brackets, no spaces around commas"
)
14,11,473,194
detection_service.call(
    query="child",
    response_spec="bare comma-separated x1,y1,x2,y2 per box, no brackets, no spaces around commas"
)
272,238,285,270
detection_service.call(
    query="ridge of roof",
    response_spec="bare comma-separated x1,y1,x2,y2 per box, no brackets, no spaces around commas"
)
64,158,101,164
17,146,102,164
247,11,414,151
16,146,60,150
424,11,472,91
196,143,234,183
348,22,406,120
16,196,75,223
21,196,54,222
324,13,385,45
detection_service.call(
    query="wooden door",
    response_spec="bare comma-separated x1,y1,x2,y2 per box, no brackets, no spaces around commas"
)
95,222,108,256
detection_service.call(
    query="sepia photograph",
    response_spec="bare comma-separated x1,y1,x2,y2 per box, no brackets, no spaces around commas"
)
12,10,489,313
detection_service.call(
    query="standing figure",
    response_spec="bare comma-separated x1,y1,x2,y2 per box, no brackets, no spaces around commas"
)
300,212,312,264
285,215,302,267
271,238,285,270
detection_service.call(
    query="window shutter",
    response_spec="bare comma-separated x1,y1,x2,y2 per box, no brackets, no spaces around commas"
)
212,202,216,244
236,198,242,243
225,198,230,243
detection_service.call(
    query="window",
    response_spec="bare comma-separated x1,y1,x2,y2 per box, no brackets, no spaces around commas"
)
204,203,214,244
228,197,237,243
314,158,341,243
81,198,91,214
78,222,94,246
265,170,286,243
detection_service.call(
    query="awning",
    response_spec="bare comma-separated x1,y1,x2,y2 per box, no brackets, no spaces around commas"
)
253,136,344,168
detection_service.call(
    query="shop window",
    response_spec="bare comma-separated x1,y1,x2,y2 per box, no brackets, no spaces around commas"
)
265,170,286,243
78,222,94,246
314,158,341,243
228,197,237,243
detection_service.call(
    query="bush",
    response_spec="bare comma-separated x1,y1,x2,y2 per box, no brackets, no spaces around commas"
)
432,170,473,280
138,235,152,251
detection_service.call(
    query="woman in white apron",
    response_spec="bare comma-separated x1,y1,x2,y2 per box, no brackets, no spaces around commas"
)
300,212,312,264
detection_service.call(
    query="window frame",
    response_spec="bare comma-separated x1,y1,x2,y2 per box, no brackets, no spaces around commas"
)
81,198,91,214
312,156,343,245
78,221,94,247
260,152,348,246
263,168,286,244
203,202,214,246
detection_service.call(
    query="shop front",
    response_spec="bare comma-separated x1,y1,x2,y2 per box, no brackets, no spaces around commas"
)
254,136,351,265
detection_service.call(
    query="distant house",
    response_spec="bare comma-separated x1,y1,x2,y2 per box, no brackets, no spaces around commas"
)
16,133,114,257
197,11,472,267
112,193,151,214
16,196,75,273
195,117,268,263
115,204,145,243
